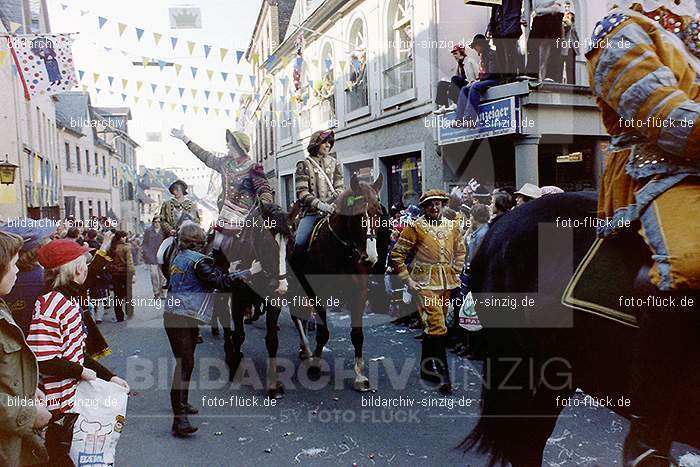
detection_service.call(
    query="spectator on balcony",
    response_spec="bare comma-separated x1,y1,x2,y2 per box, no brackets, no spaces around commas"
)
454,34,502,127
435,43,479,110
523,0,564,81
557,6,579,83
488,0,526,81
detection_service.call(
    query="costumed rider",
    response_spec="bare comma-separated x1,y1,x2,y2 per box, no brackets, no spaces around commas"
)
390,190,466,395
160,180,201,236
170,125,274,246
587,1,700,465
293,129,344,257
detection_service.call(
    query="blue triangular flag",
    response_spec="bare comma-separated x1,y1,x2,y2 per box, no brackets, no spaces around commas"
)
204,90,210,100
171,37,178,49
158,60,167,71
178,88,185,97
98,17,108,29
204,107,209,115
236,50,244,63
61,3,68,10
151,84,158,93
296,56,304,67
104,47,112,52
308,79,314,89
78,70,85,81
255,93,260,102
229,93,236,102
249,75,256,86
135,28,144,41
121,93,127,102
221,72,228,81
182,105,188,113
225,109,231,117
107,76,114,86
159,101,165,110
324,58,333,71
204,45,212,58
191,67,198,78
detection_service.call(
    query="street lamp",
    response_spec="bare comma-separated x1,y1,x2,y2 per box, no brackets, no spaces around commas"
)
0,155,19,185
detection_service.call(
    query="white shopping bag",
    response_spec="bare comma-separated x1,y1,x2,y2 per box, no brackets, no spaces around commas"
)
157,236,175,265
70,379,129,467
458,291,483,332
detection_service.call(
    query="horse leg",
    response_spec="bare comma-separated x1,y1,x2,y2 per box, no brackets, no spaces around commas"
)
265,305,285,398
226,296,246,381
349,288,370,392
307,305,329,380
290,305,312,360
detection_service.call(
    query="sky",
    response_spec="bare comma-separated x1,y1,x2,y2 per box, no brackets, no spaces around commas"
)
47,0,263,172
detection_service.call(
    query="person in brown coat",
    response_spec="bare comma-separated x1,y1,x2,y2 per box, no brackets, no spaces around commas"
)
0,231,51,466
108,231,135,321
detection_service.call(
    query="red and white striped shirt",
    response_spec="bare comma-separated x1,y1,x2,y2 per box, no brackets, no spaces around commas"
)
27,291,86,413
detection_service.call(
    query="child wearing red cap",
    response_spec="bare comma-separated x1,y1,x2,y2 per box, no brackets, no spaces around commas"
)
27,234,128,415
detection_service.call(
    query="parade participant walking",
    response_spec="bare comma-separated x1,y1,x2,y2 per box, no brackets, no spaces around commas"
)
163,222,261,437
27,238,128,416
108,231,135,321
170,126,272,237
391,190,466,394
0,218,56,336
586,1,700,463
0,231,51,466
143,216,166,299
160,180,201,236
293,129,344,256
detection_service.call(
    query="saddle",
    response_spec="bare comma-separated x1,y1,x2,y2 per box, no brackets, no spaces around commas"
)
562,231,653,328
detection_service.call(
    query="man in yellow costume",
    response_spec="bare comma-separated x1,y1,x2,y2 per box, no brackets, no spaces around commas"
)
587,1,700,464
391,190,466,395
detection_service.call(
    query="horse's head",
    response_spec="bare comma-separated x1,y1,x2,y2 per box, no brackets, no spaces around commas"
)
334,172,384,266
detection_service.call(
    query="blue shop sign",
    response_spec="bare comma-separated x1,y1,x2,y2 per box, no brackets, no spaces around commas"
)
437,96,518,145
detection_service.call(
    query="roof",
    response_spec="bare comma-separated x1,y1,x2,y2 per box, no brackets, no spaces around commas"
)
54,92,90,134
277,0,297,44
0,0,22,33
246,0,297,61
92,107,133,119
283,0,303,41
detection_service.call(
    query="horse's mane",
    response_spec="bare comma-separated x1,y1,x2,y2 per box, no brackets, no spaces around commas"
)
335,181,379,217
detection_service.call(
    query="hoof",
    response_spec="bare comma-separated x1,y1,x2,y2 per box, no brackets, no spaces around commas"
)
298,348,312,361
352,378,371,392
306,357,323,380
227,353,243,382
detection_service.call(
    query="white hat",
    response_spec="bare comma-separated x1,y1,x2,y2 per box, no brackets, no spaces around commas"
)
607,0,698,17
514,183,542,199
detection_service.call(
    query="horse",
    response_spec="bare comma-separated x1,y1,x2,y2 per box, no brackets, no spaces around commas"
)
461,192,700,466
212,201,293,399
288,173,384,392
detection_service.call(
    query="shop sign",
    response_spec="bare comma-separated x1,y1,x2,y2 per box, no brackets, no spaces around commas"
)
437,96,518,146
556,152,583,163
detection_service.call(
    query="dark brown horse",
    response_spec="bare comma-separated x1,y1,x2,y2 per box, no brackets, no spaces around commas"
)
289,173,384,391
462,192,700,466
213,201,292,398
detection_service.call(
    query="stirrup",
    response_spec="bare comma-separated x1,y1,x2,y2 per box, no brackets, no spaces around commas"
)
628,449,677,467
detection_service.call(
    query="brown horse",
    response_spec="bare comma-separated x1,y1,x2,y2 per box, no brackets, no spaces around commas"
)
289,173,384,391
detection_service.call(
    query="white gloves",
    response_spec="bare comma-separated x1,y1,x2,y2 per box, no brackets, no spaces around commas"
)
316,201,336,214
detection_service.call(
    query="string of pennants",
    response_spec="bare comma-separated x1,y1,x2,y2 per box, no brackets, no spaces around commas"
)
57,2,258,66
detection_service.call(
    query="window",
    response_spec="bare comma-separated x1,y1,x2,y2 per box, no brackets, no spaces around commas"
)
386,153,422,207
102,155,106,176
88,200,93,218
65,142,71,171
86,149,91,173
346,18,369,115
98,200,102,217
79,200,84,220
75,146,81,172
345,159,375,184
112,167,118,187
94,152,99,175
278,76,292,142
281,174,294,209
317,42,336,125
105,201,109,215
384,0,414,100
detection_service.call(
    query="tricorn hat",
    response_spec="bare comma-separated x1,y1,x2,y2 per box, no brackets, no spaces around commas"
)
226,130,251,155
419,189,450,206
169,179,189,196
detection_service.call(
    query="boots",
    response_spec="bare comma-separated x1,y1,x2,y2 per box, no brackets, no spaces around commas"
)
171,391,198,437
435,335,453,395
420,335,452,394
171,411,198,438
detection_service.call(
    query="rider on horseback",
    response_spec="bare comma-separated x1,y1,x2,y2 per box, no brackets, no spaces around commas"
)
588,1,700,464
293,129,344,257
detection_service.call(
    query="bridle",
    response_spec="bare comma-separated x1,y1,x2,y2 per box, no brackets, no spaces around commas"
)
325,205,377,263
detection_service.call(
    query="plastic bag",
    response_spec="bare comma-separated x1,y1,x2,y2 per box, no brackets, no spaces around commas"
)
70,379,129,467
458,291,482,331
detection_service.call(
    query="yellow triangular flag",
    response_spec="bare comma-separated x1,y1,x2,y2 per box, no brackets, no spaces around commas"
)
206,69,214,81
220,48,228,61
81,85,89,93
142,56,150,68
134,96,140,104
193,106,200,114
0,50,7,66
215,108,220,116
10,22,22,34
93,73,100,83
236,74,243,86
170,103,177,111
174,63,183,76
165,85,172,94
255,110,262,119
121,79,129,89
338,59,347,70
136,81,143,91
153,32,162,45
217,91,224,102
235,110,240,118
252,52,260,65
281,56,292,67
187,41,196,55
191,89,198,99
118,23,127,36
0,21,7,34
147,99,153,107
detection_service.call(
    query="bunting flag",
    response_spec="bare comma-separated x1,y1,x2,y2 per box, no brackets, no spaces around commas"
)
121,93,127,102
118,23,127,36
251,52,259,65
187,41,196,55
10,22,22,34
225,109,230,117
78,70,85,81
191,89,198,99
153,32,162,45
93,73,100,83
205,69,213,80
80,10,89,16
61,3,68,10
204,107,209,115
236,74,243,86
204,44,212,58
147,98,153,107
182,104,188,113
174,63,183,76
229,93,236,102
171,37,178,49
220,48,228,61
193,105,199,114
134,96,140,103
255,110,262,119
136,81,143,91
159,101,165,109
122,78,128,89
157,60,167,71
204,90,210,100
98,17,108,29
141,56,151,67
170,103,177,111
151,83,158,94
217,91,224,102
221,71,228,81
0,50,8,66
178,87,185,97
165,85,172,95
249,75,256,87
191,67,198,79
107,76,114,86
236,50,244,63
324,58,333,71
135,28,145,41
